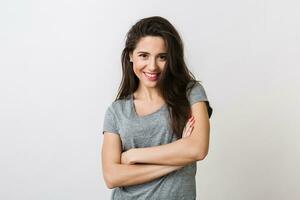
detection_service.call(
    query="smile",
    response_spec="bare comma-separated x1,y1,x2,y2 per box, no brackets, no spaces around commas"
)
143,72,160,81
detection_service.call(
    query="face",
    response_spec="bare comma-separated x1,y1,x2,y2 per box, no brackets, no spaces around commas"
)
129,36,167,88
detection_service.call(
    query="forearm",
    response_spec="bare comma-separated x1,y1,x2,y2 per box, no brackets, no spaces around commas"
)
107,163,183,188
130,137,199,166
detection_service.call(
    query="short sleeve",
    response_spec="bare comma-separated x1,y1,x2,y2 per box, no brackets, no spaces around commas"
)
102,105,119,135
186,81,213,118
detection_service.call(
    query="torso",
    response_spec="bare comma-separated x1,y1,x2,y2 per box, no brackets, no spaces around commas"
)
110,94,197,199
104,81,209,199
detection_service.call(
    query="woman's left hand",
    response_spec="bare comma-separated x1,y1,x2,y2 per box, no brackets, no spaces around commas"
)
182,115,195,138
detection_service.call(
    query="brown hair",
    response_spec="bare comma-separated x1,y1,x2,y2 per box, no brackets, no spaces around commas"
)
115,16,202,139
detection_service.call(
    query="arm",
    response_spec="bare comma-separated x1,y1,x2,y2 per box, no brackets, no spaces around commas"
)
122,101,210,166
101,132,184,189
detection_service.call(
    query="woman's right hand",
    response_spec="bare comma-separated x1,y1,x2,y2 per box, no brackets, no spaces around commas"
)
182,116,195,138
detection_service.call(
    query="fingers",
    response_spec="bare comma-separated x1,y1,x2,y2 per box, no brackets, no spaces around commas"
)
187,116,195,128
182,116,195,138
185,126,194,137
185,119,195,136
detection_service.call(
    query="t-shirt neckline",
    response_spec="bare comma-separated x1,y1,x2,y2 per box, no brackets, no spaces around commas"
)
130,94,167,119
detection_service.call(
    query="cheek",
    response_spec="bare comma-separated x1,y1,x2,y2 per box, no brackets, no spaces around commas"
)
158,62,166,71
132,65,143,78
135,59,145,67
132,61,145,73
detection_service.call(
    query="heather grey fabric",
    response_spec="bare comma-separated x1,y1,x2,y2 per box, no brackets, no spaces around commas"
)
102,82,213,200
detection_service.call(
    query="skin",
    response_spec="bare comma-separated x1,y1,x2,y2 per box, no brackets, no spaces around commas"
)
120,36,210,166
101,36,208,189
129,36,167,105
120,102,209,166
101,117,195,188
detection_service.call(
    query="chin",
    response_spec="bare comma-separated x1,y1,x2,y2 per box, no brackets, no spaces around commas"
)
142,81,158,88
145,83,157,88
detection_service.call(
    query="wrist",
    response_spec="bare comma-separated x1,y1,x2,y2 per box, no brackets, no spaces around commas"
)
128,148,137,164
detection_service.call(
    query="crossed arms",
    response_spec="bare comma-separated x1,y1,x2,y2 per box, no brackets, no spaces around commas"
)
101,101,210,189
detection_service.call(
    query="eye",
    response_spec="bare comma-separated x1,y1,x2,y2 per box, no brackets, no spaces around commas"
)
159,55,167,60
139,54,148,58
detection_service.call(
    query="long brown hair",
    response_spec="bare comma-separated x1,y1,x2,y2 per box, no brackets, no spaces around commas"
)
115,16,202,139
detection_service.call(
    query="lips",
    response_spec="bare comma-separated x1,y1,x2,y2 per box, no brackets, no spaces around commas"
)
144,72,158,77
143,72,160,81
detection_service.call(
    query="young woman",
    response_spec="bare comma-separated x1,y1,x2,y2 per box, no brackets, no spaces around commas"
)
101,16,213,200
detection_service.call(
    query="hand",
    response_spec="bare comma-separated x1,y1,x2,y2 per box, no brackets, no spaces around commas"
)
182,115,195,138
121,149,136,165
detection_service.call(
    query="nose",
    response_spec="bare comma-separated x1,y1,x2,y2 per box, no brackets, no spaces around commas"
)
148,57,158,71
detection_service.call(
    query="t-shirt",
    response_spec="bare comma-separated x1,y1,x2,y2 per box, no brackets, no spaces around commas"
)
102,81,213,200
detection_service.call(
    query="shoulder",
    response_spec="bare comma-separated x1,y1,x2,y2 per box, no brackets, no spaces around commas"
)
186,80,213,118
186,81,208,101
103,95,132,134
107,95,132,115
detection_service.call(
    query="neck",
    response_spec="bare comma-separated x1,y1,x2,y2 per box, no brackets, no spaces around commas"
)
134,84,161,102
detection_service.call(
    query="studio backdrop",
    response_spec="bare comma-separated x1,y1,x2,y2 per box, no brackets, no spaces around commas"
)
0,0,299,199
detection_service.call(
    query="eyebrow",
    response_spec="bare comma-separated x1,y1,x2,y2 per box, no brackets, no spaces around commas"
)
137,51,167,55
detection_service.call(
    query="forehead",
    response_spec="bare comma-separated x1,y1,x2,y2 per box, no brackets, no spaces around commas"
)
134,36,167,53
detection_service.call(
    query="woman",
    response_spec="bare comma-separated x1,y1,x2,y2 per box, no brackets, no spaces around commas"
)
101,16,213,200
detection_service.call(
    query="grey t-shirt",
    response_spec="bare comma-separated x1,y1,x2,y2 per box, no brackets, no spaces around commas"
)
102,82,213,200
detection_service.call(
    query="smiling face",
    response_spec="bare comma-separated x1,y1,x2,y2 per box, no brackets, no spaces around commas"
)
129,36,167,88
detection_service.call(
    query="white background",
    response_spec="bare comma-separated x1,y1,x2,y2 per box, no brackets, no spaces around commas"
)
1,0,299,199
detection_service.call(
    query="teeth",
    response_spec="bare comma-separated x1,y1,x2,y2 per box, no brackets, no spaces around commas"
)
145,72,158,77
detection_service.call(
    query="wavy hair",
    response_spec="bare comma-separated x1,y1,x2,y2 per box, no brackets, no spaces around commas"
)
115,16,202,139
